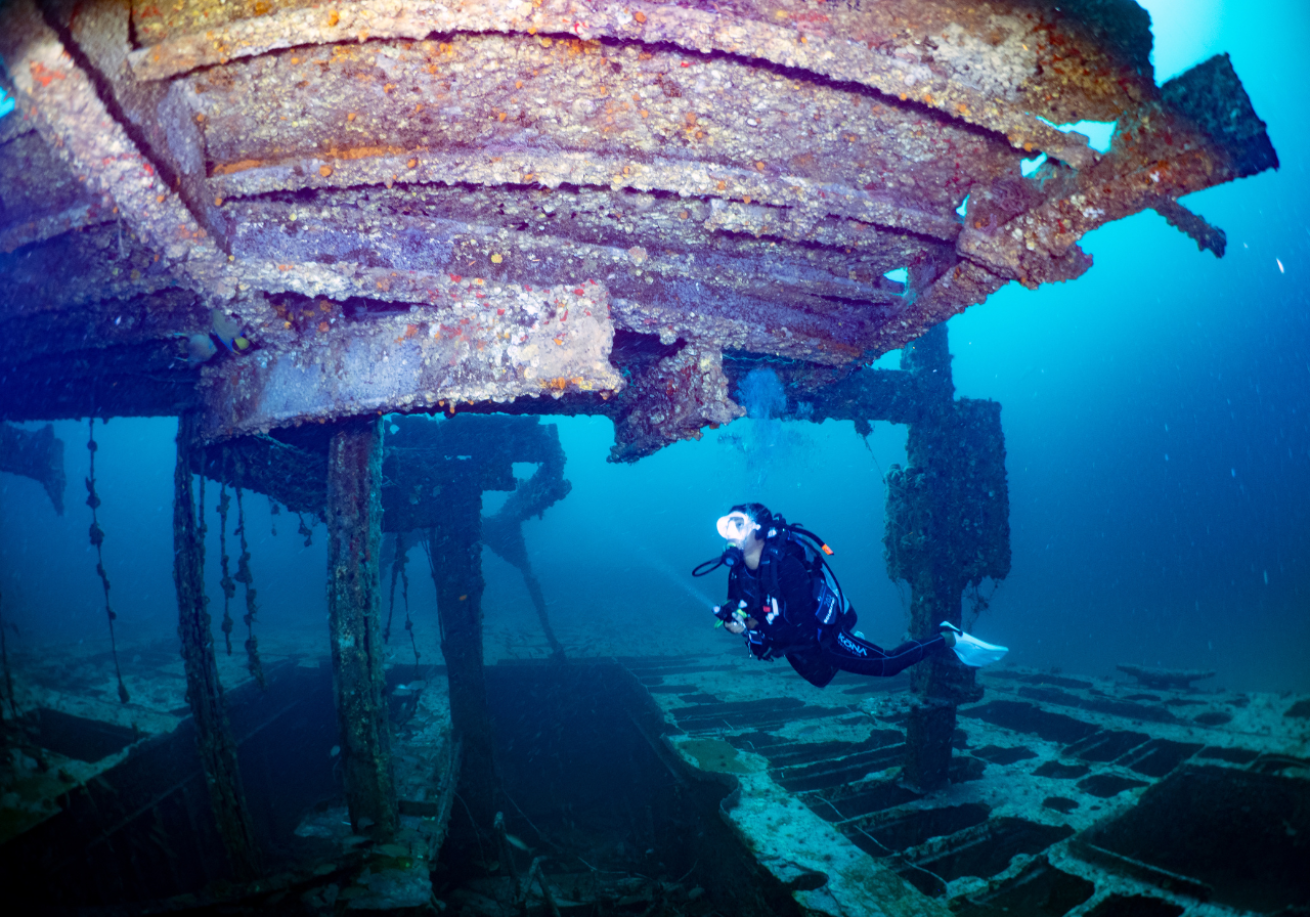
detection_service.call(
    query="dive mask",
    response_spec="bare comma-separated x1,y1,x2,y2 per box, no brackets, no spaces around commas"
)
716,511,759,548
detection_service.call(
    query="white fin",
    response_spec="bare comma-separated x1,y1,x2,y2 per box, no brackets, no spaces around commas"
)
952,632,1008,667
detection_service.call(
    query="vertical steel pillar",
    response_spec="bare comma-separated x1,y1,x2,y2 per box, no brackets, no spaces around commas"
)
427,479,497,828
326,416,397,839
887,325,986,791
172,412,260,880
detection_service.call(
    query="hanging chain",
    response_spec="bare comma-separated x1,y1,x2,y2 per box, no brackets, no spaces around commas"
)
232,463,265,688
965,579,1001,631
217,448,236,656
198,466,209,645
86,417,129,704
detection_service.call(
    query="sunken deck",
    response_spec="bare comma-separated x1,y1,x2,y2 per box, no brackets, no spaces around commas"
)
0,638,457,911
626,655,1310,917
3,640,1308,915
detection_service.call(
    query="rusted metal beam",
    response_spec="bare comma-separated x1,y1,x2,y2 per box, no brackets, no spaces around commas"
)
0,128,111,253
609,341,742,461
124,0,1130,170
325,415,398,839
0,0,1280,459
956,54,1276,289
198,281,622,440
425,500,497,830
0,0,222,271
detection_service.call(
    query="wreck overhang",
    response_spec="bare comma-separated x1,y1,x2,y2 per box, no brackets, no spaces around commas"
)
0,0,1277,459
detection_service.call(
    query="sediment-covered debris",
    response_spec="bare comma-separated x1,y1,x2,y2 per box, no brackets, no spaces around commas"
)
1116,664,1217,690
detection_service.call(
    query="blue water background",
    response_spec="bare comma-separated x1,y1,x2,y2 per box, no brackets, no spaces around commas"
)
0,0,1305,692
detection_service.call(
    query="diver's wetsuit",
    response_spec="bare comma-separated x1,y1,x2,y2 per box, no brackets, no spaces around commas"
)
726,535,947,688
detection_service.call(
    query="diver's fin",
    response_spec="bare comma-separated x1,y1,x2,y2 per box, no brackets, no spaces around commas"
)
940,622,1008,667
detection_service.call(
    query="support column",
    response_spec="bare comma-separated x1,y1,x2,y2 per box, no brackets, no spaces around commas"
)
889,451,974,790
902,568,975,791
172,412,260,880
326,416,397,839
885,324,994,791
427,476,497,828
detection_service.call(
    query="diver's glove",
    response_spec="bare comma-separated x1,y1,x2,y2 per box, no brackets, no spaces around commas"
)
940,622,1008,667
714,601,751,634
713,603,740,625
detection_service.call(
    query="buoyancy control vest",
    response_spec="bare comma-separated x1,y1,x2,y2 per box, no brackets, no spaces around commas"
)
761,528,849,628
696,518,851,650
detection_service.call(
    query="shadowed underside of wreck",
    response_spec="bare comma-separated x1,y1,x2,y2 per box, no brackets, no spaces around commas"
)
0,0,1277,458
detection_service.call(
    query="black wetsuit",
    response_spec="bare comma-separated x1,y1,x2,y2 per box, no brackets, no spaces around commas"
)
725,535,948,688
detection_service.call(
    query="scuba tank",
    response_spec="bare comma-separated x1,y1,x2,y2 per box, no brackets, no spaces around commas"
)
781,522,848,627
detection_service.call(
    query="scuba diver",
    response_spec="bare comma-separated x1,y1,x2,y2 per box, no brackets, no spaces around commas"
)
693,503,1007,688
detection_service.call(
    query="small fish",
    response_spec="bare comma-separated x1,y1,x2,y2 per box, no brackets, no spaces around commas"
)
329,745,341,758
1276,258,1285,273
184,333,218,366
211,308,244,347
504,832,530,852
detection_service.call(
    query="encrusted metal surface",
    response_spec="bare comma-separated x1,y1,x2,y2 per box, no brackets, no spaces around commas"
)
199,280,621,439
0,0,1278,458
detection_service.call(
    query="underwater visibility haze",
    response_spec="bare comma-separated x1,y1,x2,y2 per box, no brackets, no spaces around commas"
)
0,0,1306,913
3,0,1305,692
